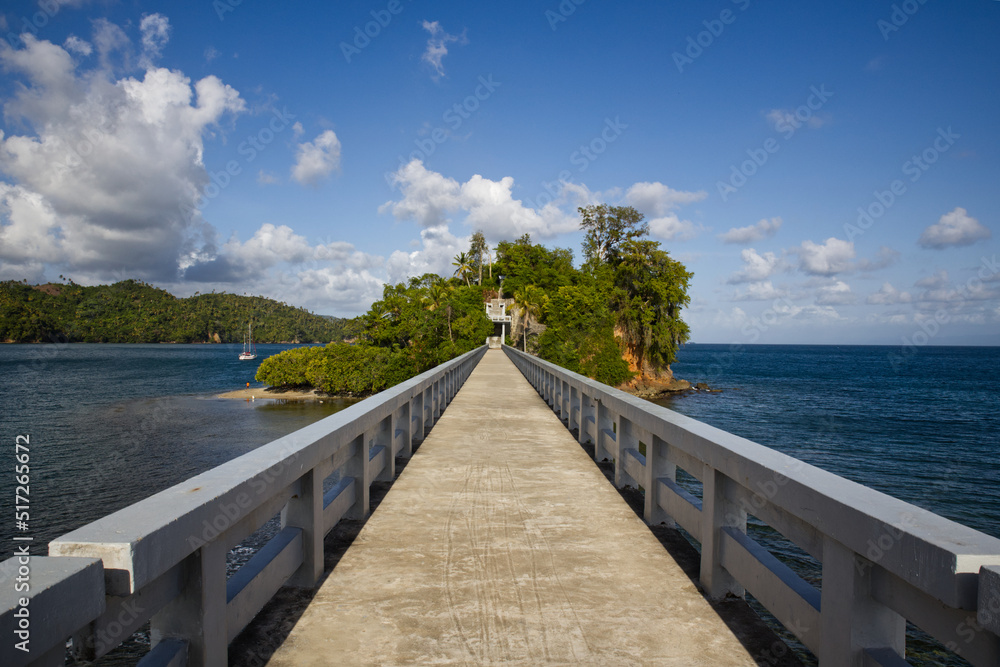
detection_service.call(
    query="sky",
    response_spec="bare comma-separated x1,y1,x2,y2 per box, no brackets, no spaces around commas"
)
0,0,998,345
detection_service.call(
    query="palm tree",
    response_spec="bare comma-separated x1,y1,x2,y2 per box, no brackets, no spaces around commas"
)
452,252,472,287
425,281,454,341
513,285,547,352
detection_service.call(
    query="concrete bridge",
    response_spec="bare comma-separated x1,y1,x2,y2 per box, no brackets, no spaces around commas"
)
3,347,1000,666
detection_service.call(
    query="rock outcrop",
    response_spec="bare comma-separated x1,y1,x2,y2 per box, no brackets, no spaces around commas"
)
614,330,691,397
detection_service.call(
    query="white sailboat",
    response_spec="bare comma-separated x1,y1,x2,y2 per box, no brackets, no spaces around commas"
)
239,322,257,360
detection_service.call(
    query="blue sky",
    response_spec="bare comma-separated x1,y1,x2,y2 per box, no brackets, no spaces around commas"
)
0,0,997,345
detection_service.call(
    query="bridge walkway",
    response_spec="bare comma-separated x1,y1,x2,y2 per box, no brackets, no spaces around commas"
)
266,349,758,666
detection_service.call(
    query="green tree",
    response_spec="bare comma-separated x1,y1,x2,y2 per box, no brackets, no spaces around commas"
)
452,252,473,287
512,285,547,352
579,204,649,266
468,230,492,285
494,235,574,297
537,276,632,386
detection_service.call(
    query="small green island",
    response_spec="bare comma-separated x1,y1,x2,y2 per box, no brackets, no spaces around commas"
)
254,204,695,398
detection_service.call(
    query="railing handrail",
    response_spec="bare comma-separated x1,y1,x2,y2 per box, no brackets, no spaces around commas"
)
503,346,1000,667
1,345,487,667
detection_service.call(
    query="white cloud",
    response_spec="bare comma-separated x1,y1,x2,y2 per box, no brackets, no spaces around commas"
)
292,265,385,315
719,217,782,244
728,248,781,284
385,224,467,284
224,223,313,269
459,173,578,239
421,21,466,79
291,130,341,186
815,280,856,305
380,159,577,240
380,160,461,227
623,181,705,241
138,13,170,69
796,238,856,276
857,246,899,272
91,18,129,70
732,281,786,301
915,270,949,289
647,214,698,241
257,170,279,185
0,28,245,281
918,207,991,249
867,282,912,305
63,36,92,56
179,224,385,314
624,181,705,216
624,182,708,241
766,108,828,132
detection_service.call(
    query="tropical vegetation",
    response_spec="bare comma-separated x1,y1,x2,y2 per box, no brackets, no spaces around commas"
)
0,279,352,344
257,203,692,394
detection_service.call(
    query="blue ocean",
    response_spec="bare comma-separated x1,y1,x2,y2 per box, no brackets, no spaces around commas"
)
0,342,996,665
0,343,355,551
655,344,999,541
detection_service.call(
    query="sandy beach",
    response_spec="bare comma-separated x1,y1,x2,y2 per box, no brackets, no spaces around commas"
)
217,387,333,401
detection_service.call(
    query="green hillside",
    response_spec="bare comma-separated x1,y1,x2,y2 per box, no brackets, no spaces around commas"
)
0,280,354,344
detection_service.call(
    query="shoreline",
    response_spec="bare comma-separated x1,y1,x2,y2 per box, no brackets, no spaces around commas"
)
218,387,345,401
215,387,366,401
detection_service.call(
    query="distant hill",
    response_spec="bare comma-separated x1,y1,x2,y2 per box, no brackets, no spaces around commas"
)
0,280,359,344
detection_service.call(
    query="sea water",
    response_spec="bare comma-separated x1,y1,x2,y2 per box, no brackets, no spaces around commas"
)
0,343,354,550
0,343,996,665
656,344,999,540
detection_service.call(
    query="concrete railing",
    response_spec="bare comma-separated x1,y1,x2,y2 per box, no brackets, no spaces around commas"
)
0,345,487,667
504,347,1000,667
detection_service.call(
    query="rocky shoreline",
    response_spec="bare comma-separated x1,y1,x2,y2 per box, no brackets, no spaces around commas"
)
619,377,723,400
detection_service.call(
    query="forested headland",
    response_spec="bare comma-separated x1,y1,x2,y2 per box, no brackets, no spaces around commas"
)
255,204,693,396
0,279,354,344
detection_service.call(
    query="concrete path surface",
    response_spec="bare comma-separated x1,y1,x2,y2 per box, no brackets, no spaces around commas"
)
267,349,757,666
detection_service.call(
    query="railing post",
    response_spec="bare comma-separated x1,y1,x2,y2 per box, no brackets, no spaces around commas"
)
569,385,580,435
149,540,227,667
560,379,570,422
345,434,370,520
700,465,746,599
644,435,677,526
595,402,614,462
819,538,905,666
411,393,424,444
282,467,322,587
578,391,596,445
375,415,394,482
398,400,412,458
423,385,434,430
615,417,639,489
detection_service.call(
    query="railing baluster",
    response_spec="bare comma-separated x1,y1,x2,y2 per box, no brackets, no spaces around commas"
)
578,391,596,446
615,417,639,489
820,538,906,666
595,401,614,462
345,434,369,520
149,540,227,667
700,466,746,600
282,468,322,588
644,434,676,527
